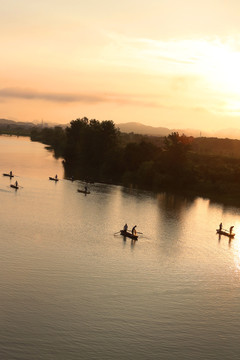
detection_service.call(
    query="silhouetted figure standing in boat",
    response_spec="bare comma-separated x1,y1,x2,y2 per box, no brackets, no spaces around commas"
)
230,226,234,235
123,223,128,232
85,186,88,193
15,181,18,187
10,170,12,177
219,223,222,231
132,225,137,235
55,174,58,180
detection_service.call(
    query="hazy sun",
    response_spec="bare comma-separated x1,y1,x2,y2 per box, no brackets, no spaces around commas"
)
204,43,240,96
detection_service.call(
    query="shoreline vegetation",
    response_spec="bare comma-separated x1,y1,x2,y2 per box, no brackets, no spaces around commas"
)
2,117,240,207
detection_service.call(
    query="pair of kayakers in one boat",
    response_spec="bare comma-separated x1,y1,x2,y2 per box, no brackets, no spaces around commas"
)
122,224,137,235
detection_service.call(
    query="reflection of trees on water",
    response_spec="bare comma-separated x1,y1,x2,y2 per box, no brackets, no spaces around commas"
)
156,192,196,256
158,192,195,217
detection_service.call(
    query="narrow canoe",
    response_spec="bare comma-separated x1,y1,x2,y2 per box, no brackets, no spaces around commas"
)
120,230,138,240
49,177,59,181
77,189,90,194
10,184,19,189
3,173,14,177
216,229,235,237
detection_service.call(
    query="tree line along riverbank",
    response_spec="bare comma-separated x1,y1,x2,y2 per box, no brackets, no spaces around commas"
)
28,117,240,207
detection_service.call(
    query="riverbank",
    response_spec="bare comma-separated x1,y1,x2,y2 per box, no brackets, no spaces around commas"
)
28,119,240,209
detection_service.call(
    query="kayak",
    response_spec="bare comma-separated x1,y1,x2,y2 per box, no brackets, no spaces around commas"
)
216,229,235,237
77,189,90,194
3,173,14,177
120,230,138,240
10,184,19,189
49,177,59,181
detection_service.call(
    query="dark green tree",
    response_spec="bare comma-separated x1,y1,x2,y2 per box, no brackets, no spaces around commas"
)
63,117,120,180
162,132,193,187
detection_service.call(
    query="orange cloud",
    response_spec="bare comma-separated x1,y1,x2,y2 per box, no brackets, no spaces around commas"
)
0,87,160,108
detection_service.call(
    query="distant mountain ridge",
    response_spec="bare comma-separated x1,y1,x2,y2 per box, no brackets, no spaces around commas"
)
116,122,240,140
1,118,240,140
117,122,207,137
0,118,35,127
116,122,171,136
0,118,55,128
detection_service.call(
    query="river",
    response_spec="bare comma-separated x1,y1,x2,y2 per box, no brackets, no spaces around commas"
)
1,135,240,360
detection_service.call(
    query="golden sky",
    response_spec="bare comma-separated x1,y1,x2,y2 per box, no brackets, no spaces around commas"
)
1,0,240,130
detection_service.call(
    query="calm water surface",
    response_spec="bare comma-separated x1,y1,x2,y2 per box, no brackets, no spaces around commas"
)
1,135,240,359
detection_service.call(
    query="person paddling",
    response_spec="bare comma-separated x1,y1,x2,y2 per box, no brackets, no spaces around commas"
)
132,225,137,235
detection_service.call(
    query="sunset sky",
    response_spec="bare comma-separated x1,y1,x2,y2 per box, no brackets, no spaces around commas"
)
1,0,240,130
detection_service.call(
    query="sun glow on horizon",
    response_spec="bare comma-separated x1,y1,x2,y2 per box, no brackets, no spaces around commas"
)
2,1,240,129
102,34,240,116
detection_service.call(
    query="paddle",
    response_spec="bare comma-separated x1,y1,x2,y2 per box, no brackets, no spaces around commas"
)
114,231,121,235
137,231,143,234
221,228,232,233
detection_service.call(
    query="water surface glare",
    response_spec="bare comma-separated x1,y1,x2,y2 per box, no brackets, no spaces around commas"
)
1,135,240,359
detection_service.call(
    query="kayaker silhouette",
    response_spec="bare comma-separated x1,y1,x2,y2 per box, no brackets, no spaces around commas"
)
132,225,137,235
230,226,234,234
